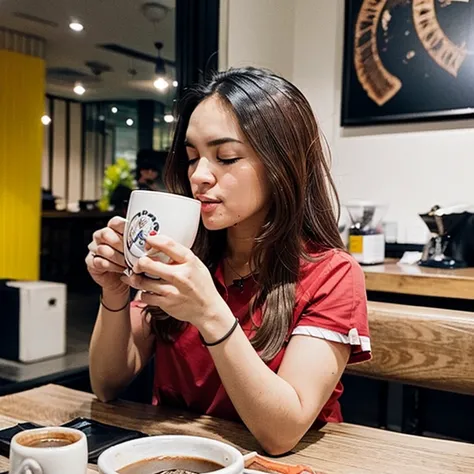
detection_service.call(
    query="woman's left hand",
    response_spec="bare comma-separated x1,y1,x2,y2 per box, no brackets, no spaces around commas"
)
121,235,228,330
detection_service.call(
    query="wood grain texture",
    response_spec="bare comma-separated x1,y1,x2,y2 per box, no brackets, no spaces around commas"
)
0,385,473,474
42,210,117,219
348,302,474,394
363,261,474,299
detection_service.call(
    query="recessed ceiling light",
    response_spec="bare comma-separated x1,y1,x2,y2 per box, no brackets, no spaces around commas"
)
164,114,174,123
73,83,86,95
111,107,118,114
153,77,169,91
41,115,51,125
126,118,134,126
69,21,84,32
172,80,178,87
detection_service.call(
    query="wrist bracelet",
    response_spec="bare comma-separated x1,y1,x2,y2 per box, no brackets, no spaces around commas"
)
100,293,130,312
199,318,239,347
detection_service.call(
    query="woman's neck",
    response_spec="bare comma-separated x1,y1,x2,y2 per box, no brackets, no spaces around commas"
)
224,207,268,275
226,221,260,268
227,233,252,262
223,227,254,286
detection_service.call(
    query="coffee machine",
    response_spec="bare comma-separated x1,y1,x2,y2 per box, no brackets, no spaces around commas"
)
346,201,387,265
419,204,474,269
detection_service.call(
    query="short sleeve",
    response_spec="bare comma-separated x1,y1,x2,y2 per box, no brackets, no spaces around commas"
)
292,251,371,364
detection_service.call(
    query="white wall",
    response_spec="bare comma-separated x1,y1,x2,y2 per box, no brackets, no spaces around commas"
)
223,0,474,243
293,0,474,243
224,0,295,79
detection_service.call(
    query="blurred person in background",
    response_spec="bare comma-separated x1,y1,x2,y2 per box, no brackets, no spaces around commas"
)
136,149,167,192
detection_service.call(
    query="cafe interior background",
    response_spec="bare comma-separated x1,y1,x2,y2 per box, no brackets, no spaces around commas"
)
0,0,473,453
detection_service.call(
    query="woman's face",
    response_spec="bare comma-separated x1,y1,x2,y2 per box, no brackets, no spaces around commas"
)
186,95,271,232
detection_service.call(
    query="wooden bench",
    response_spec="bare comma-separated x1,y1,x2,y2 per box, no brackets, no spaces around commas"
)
348,301,474,395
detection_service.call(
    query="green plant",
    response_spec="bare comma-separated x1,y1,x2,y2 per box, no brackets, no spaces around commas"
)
98,158,135,211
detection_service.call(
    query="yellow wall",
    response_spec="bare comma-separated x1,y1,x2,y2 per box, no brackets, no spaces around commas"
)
0,50,45,280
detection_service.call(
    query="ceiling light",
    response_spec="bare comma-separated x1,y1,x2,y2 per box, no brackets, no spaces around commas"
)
126,118,134,126
41,115,51,125
154,42,166,75
73,83,86,95
152,42,169,91
164,114,174,123
141,3,169,23
172,80,178,87
153,77,169,91
111,107,118,114
69,21,84,32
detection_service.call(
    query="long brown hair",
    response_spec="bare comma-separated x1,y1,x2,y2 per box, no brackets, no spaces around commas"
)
148,67,344,361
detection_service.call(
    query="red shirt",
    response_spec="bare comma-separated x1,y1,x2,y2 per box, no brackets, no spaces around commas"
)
143,249,371,424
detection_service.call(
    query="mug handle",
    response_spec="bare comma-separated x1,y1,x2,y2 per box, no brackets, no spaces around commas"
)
12,458,43,474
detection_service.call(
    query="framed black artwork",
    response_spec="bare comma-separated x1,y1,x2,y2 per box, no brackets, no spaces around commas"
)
341,0,474,126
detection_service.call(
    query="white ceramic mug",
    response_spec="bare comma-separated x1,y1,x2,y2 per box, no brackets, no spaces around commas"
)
123,191,201,276
10,426,88,474
97,435,244,474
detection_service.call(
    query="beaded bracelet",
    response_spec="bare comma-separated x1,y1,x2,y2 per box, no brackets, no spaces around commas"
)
199,318,239,347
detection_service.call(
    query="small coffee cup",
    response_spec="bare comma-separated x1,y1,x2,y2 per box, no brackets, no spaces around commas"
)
98,434,244,474
123,191,201,278
10,426,88,474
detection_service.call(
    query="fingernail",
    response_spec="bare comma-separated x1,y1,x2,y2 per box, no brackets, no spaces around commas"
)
149,230,157,236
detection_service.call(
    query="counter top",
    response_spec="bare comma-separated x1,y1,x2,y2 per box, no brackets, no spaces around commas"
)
0,324,89,392
363,260,474,300
0,350,88,385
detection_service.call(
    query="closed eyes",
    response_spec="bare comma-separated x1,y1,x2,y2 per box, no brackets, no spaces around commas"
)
187,157,242,166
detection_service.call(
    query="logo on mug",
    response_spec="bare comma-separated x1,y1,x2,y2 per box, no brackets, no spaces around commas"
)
126,210,160,260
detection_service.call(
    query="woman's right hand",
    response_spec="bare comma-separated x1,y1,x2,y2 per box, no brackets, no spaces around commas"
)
85,216,129,294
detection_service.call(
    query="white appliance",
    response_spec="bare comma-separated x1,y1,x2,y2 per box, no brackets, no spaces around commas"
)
346,201,387,265
0,281,67,363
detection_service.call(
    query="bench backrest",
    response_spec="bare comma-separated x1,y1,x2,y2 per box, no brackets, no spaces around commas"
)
347,301,474,395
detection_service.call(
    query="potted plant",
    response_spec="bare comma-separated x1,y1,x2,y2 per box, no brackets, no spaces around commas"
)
98,158,135,212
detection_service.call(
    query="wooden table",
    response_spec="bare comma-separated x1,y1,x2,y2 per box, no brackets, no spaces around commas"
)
0,385,472,473
42,211,117,219
363,260,474,300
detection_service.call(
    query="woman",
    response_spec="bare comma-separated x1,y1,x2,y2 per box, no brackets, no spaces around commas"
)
86,67,371,455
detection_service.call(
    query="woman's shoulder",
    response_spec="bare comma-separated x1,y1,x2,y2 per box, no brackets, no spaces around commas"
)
298,247,365,292
301,246,362,271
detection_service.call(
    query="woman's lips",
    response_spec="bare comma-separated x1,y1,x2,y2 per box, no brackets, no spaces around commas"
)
200,201,221,213
196,195,222,213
